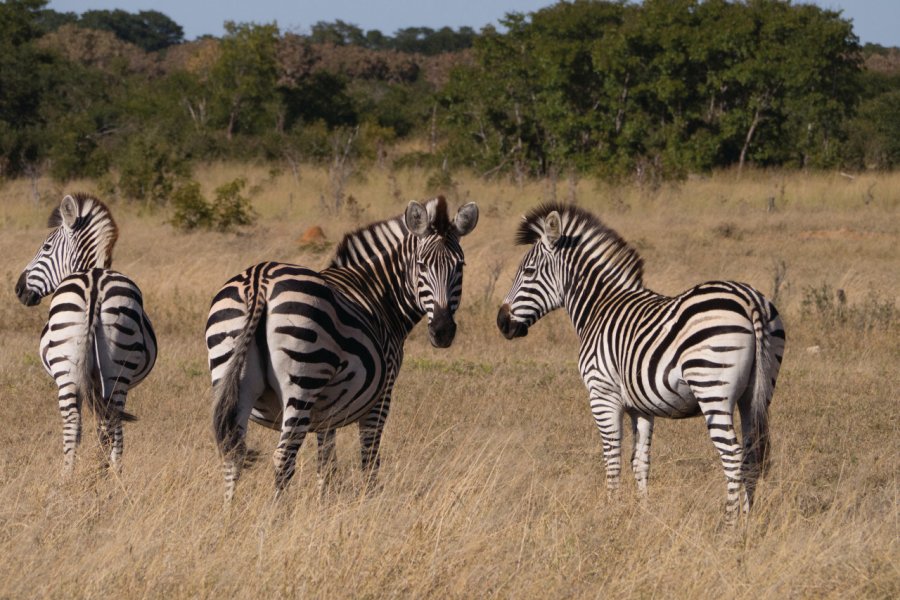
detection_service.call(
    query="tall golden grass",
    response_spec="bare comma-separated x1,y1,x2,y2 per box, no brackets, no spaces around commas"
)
0,166,897,598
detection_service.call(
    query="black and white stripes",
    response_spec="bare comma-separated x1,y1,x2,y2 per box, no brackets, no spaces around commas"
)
497,203,785,522
16,194,157,474
206,197,478,501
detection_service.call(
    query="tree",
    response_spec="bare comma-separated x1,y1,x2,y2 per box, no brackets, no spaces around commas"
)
442,0,861,178
309,20,366,46
0,0,59,177
78,9,183,52
209,21,280,140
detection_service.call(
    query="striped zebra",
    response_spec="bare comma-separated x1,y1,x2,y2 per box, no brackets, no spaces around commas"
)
496,203,785,522
15,194,157,474
206,197,478,501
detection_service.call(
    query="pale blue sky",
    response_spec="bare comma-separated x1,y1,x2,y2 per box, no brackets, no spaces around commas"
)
47,0,898,47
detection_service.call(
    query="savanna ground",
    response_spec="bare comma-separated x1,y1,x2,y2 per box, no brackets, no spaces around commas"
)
0,166,897,598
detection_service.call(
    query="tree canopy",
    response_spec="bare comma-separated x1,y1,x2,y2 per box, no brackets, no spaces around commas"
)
0,0,897,189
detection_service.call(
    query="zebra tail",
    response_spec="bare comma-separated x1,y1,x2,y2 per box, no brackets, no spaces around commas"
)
212,276,267,457
749,302,774,477
78,307,138,424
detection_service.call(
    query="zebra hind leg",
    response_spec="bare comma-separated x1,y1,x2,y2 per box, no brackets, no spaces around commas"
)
358,393,392,492
271,392,313,496
57,384,83,477
738,386,761,514
693,391,744,526
316,429,337,497
629,412,654,495
272,426,309,496
105,389,128,474
91,388,125,473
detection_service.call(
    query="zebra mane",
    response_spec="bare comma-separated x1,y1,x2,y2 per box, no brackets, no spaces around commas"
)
48,193,119,267
516,202,644,283
330,216,408,269
329,197,455,268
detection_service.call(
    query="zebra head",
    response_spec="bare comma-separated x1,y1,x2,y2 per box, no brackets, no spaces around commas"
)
15,194,118,306
497,209,565,339
405,198,479,348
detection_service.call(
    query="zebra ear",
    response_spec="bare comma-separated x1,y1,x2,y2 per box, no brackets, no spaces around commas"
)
543,211,562,248
454,202,479,237
405,201,430,237
60,195,79,229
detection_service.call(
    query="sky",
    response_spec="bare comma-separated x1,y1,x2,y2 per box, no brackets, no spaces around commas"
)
47,0,898,47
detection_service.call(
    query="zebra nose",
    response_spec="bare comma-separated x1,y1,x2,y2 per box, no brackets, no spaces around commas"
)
14,272,39,306
428,305,456,348
497,304,527,339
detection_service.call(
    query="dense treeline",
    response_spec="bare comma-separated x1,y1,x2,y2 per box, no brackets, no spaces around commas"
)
1,0,898,200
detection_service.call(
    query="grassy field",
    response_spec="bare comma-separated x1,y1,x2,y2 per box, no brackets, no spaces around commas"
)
0,166,897,598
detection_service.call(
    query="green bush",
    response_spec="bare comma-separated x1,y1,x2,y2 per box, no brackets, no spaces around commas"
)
169,180,213,230
116,131,191,204
212,177,256,231
169,177,256,232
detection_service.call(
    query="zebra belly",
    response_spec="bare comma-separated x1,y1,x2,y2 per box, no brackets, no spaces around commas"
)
250,388,282,430
632,384,701,419
248,375,387,432
308,374,386,431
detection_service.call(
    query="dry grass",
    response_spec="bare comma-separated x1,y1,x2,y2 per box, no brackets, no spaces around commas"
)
0,167,897,598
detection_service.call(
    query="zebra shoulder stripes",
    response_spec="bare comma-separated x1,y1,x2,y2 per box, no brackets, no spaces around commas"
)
15,194,157,474
496,203,785,523
206,197,479,502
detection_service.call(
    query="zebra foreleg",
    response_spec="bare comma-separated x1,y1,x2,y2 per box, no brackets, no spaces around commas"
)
589,393,625,493
316,429,337,495
629,412,654,495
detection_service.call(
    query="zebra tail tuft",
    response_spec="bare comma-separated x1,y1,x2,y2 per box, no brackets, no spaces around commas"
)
119,410,139,422
749,303,774,477
212,277,266,458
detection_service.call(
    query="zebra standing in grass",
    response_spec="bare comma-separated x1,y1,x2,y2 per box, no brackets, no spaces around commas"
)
497,203,785,522
206,197,479,502
15,194,157,474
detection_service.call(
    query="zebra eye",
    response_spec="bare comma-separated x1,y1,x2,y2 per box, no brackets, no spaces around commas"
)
42,243,52,251
523,266,537,276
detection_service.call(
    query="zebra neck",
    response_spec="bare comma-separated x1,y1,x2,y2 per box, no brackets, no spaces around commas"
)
560,251,646,338
323,261,422,342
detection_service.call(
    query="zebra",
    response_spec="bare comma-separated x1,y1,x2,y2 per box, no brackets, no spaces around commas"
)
496,203,785,523
206,197,479,502
15,193,157,475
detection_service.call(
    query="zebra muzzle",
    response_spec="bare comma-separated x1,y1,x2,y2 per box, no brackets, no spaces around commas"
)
428,305,457,348
15,272,41,306
497,304,528,339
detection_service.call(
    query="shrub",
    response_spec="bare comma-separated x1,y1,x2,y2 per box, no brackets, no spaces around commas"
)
211,177,256,231
169,180,213,230
169,177,256,232
116,132,191,204
801,283,897,332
